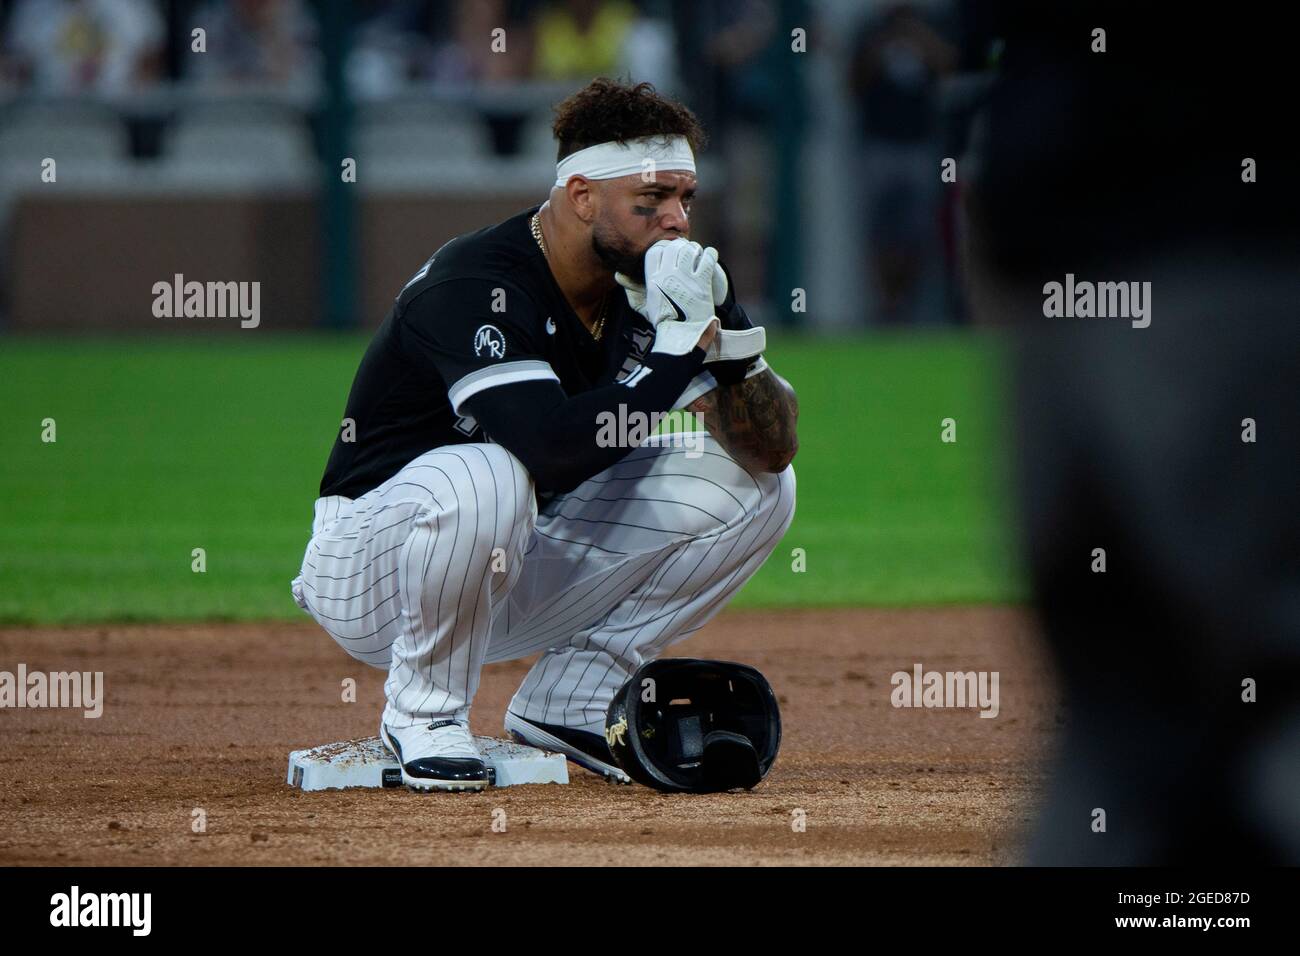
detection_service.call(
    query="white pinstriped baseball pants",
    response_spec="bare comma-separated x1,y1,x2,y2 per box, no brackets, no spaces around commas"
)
291,432,795,734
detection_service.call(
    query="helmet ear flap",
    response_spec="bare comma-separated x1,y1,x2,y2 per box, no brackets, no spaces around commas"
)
604,659,782,793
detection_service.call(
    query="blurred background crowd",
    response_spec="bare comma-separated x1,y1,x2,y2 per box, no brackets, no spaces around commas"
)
0,0,995,331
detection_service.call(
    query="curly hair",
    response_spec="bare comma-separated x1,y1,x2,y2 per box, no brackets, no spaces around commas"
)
551,78,707,162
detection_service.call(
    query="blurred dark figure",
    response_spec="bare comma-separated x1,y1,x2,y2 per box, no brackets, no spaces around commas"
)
848,2,956,325
672,0,777,133
345,0,427,96
345,0,538,96
964,2,1299,863
671,0,783,317
426,0,535,86
185,0,319,89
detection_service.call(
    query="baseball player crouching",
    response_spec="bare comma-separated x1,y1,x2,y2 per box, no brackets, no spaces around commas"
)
291,79,798,791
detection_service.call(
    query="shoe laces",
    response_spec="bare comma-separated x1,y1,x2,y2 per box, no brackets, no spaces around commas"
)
421,719,479,759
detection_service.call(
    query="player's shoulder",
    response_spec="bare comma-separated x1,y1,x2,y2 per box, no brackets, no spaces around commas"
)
397,207,544,307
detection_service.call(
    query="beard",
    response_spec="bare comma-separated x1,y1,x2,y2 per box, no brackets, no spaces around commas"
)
591,218,647,281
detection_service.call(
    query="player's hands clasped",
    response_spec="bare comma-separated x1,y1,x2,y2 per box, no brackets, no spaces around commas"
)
615,238,722,328
617,238,719,357
617,239,765,362
644,238,721,327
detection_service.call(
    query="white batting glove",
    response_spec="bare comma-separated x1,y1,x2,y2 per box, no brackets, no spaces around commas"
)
649,314,720,357
616,238,719,327
626,238,718,326
616,239,765,362
708,251,728,310
615,270,708,355
646,315,765,360
707,324,765,361
614,270,650,317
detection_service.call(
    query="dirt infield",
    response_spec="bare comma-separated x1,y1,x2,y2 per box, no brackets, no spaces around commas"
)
0,608,1058,866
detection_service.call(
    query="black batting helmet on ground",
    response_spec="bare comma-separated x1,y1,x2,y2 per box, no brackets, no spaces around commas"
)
604,659,781,793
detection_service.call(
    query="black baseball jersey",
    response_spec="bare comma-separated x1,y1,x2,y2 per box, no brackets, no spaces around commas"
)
319,206,761,500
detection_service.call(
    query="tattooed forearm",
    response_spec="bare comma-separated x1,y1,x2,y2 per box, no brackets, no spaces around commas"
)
689,368,799,473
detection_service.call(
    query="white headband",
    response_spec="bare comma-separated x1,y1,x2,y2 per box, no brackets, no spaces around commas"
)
554,135,696,189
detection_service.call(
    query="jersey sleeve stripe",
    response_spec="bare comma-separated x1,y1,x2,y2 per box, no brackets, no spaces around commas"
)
447,360,561,414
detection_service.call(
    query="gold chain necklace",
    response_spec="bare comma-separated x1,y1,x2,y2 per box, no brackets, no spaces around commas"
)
531,212,607,341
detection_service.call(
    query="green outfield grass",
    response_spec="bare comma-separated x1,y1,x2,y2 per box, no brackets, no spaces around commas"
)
0,332,1024,624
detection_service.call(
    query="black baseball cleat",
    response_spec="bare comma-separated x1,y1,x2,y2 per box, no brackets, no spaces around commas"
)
504,711,631,784
380,719,489,792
